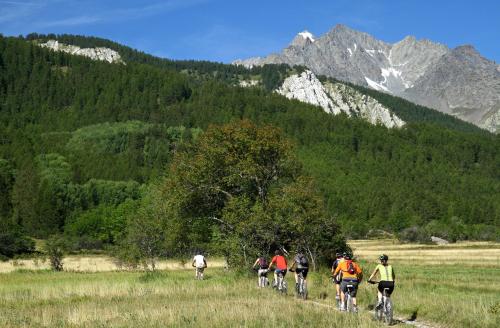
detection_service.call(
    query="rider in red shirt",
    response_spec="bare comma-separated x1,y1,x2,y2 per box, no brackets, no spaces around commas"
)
269,249,288,286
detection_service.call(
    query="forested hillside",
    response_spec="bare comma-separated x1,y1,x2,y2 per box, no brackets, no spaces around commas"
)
26,33,487,134
1,34,499,260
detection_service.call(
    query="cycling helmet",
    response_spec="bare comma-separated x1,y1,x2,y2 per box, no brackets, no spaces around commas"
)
379,254,389,262
335,252,343,258
343,253,352,260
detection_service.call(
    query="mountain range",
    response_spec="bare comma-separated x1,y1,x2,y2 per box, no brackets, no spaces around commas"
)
234,24,500,133
36,37,486,132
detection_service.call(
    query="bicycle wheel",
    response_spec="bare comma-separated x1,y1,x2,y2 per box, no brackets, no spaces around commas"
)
282,280,288,294
346,294,353,312
301,280,308,300
374,297,382,321
296,279,302,298
374,306,383,321
384,298,393,325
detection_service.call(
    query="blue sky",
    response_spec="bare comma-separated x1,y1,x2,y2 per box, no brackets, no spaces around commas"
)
1,0,499,63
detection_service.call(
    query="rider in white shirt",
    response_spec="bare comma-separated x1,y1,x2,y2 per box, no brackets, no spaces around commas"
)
192,253,207,279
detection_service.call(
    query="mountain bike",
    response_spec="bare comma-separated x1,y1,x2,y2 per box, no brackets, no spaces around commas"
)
369,280,393,325
257,268,269,288
343,282,357,313
272,270,287,294
290,269,307,299
195,266,205,280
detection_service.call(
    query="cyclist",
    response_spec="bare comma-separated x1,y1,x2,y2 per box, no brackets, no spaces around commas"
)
331,252,345,302
269,249,288,287
192,251,207,279
289,249,309,292
252,255,270,287
333,253,363,312
368,254,395,310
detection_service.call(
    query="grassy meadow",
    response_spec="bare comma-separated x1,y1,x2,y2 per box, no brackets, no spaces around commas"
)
0,240,498,327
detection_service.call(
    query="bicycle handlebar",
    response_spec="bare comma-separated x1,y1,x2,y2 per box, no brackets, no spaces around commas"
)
368,280,378,284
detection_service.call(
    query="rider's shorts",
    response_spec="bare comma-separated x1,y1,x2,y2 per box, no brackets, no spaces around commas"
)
333,274,341,284
196,266,205,273
296,267,309,279
275,268,287,276
341,279,359,297
377,281,395,295
258,269,269,277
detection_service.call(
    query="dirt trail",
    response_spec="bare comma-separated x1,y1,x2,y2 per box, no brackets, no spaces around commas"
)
306,300,440,328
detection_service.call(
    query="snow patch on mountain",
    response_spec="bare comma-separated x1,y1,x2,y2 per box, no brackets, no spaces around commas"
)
298,31,315,42
277,70,404,128
39,40,124,64
365,77,389,92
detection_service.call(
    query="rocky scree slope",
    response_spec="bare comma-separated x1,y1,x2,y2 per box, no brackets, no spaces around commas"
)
234,24,500,132
39,40,124,64
276,70,404,129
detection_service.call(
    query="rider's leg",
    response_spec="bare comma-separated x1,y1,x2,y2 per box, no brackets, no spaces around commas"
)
294,271,299,284
274,271,278,286
339,283,346,308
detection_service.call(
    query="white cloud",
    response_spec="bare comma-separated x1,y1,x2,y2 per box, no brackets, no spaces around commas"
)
0,0,209,30
36,0,209,28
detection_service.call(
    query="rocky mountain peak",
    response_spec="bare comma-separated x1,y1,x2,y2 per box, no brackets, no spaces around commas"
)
451,45,481,58
232,24,500,132
290,30,315,47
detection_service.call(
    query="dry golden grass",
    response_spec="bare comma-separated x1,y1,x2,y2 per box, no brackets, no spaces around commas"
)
0,240,499,327
0,256,226,273
350,239,500,267
0,269,382,328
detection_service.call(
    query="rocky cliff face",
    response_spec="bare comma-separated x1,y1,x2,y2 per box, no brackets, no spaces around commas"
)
402,45,500,130
234,24,499,132
39,40,124,64
276,70,404,128
479,105,500,133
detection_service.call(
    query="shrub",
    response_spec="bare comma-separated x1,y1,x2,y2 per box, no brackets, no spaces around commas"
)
44,235,67,271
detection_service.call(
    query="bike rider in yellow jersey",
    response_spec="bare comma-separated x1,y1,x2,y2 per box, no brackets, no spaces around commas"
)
368,254,395,310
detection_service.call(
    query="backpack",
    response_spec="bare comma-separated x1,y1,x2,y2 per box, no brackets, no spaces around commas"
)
258,257,269,269
346,260,356,274
333,259,341,271
298,254,308,267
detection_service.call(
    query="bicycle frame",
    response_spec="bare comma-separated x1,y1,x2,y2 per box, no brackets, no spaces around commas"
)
274,271,287,294
296,271,307,299
371,282,393,325
195,267,204,280
258,269,268,287
344,284,355,312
